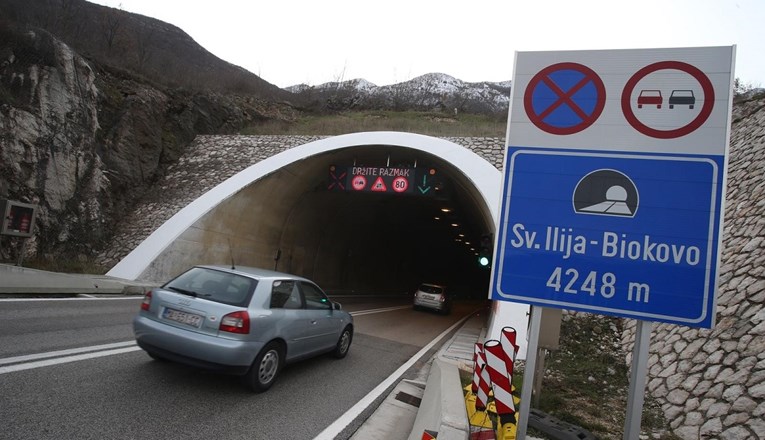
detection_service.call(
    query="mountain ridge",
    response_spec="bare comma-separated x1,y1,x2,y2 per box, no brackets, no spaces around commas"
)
287,73,512,114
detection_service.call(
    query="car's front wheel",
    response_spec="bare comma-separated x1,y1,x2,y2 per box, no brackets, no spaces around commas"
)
243,342,283,392
333,326,353,359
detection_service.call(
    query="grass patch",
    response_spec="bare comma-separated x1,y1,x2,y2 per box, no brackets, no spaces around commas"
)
241,110,507,137
531,313,678,439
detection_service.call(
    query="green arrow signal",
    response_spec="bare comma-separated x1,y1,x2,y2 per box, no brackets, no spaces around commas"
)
418,175,431,195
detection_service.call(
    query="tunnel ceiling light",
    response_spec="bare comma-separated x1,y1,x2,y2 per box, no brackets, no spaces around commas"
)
434,216,441,220
441,207,452,213
451,223,459,227
458,233,465,237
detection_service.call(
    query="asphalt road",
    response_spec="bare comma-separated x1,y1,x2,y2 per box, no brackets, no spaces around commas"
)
0,296,477,440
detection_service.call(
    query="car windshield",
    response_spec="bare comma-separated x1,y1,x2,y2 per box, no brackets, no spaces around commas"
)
420,284,444,294
164,267,257,307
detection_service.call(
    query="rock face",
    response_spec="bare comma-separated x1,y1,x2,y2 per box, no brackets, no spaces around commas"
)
1,27,107,258
0,26,296,262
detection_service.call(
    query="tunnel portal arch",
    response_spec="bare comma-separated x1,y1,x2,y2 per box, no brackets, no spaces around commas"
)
108,132,503,283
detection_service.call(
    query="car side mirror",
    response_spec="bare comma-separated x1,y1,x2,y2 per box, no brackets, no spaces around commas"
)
333,302,342,310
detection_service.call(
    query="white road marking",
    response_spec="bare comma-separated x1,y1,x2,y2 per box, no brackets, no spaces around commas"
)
349,305,411,316
0,346,141,374
0,296,142,302
0,341,137,366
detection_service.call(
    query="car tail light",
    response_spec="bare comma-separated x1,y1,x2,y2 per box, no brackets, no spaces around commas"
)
439,296,446,302
140,290,153,311
220,311,250,334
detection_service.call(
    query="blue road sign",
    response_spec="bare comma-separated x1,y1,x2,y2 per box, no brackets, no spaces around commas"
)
523,62,606,135
491,147,724,328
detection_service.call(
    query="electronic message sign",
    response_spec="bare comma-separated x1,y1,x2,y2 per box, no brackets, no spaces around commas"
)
328,165,441,196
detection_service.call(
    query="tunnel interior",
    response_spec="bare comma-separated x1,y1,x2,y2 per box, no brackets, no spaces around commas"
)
149,144,495,298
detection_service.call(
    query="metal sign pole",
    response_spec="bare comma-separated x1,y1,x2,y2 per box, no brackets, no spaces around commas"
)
16,237,28,267
516,305,542,440
623,320,653,440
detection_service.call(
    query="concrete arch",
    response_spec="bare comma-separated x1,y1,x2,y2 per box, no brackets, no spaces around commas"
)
107,132,502,281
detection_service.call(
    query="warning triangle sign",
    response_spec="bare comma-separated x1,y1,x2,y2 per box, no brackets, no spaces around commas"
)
371,176,387,192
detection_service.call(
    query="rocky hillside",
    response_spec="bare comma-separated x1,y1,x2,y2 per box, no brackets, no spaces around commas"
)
0,0,290,99
0,11,298,264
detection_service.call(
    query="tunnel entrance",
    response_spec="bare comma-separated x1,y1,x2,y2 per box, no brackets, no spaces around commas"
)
108,133,502,301
275,145,494,297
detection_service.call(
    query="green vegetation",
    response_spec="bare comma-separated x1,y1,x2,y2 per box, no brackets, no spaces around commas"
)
240,111,507,137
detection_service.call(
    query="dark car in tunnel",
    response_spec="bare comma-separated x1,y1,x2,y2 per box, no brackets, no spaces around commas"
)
133,265,353,392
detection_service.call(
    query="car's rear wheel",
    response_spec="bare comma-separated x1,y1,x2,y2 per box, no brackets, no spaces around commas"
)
333,326,353,359
243,342,283,392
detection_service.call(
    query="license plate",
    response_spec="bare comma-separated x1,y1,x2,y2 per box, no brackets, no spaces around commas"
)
163,307,203,327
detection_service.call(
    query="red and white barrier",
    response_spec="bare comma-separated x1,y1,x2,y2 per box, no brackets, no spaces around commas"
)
500,327,519,378
475,348,491,410
483,339,515,421
472,343,483,393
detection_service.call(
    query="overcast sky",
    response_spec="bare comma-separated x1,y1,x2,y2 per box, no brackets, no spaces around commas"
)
88,0,763,89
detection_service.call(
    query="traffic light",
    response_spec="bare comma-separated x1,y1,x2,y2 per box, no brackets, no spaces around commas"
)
479,233,493,267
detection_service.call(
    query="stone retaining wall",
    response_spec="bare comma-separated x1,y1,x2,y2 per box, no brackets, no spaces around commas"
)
623,98,765,439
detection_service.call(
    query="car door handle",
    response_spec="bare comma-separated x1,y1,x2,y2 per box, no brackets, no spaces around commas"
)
310,320,317,325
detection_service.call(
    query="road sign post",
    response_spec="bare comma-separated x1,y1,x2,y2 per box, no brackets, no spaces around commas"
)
495,46,735,439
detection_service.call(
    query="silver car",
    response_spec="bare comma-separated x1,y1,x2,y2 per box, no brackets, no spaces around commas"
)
412,283,451,314
133,265,353,392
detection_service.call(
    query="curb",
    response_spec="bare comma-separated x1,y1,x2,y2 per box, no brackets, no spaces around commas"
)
0,264,155,295
407,358,471,440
